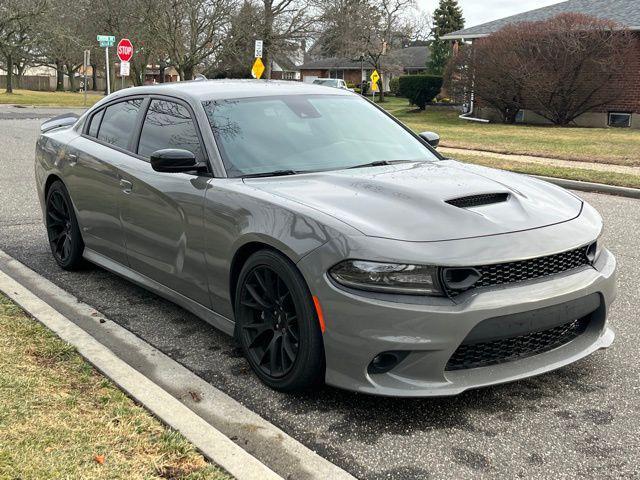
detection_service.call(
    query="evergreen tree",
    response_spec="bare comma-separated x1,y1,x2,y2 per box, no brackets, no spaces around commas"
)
428,0,464,75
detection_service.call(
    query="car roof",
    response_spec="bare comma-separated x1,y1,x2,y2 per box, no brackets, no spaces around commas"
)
100,79,353,106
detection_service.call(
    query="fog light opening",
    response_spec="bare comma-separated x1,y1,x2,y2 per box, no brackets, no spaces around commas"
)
367,351,410,375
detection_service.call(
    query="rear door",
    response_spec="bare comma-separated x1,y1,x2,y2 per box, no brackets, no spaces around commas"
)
117,96,211,306
65,98,144,264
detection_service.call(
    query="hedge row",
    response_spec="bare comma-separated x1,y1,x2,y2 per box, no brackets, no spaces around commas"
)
398,75,443,110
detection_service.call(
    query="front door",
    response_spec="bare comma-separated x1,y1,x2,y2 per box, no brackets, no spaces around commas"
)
118,98,211,307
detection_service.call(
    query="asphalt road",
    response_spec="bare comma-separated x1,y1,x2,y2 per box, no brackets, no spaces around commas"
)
2,113,639,479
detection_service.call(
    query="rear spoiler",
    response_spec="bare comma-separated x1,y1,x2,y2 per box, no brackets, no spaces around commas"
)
41,113,79,133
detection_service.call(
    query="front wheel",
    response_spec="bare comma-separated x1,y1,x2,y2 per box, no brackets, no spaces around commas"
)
234,250,325,391
45,180,84,270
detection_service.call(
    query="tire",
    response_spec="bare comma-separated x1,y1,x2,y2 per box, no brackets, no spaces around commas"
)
234,249,325,391
45,180,85,270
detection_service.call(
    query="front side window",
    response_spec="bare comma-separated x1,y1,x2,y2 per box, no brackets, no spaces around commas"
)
202,95,438,177
97,99,143,149
137,100,204,161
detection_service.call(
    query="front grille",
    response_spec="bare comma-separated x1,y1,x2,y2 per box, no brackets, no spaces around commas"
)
445,317,590,371
442,246,592,296
446,193,509,209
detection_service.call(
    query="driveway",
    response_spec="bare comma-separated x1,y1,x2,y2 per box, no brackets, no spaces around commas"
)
1,115,639,479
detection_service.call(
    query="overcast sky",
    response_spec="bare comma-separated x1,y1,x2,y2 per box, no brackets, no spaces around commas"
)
419,0,566,28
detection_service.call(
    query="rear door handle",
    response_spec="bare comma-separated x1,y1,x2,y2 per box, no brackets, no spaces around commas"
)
119,179,133,194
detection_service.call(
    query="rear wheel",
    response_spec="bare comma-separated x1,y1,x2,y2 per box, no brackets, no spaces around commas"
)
45,181,84,270
234,250,325,391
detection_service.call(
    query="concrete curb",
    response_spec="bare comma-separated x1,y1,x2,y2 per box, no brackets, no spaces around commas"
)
0,261,282,479
532,175,640,199
0,250,356,480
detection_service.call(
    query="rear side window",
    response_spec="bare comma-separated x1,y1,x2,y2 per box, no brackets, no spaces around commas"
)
97,99,143,149
137,99,204,161
87,109,104,137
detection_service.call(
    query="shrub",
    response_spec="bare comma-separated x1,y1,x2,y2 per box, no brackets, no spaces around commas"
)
389,77,400,96
398,75,443,110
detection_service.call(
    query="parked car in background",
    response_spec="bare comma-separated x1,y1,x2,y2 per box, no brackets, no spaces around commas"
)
312,78,354,91
35,80,616,397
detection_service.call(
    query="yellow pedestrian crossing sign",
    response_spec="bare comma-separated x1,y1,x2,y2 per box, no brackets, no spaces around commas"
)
370,70,380,92
252,57,265,79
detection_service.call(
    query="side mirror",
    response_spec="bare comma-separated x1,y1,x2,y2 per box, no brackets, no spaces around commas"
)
150,149,198,173
419,131,440,148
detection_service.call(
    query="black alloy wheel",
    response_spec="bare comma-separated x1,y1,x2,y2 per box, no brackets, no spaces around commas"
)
235,250,325,391
45,181,84,270
240,265,300,378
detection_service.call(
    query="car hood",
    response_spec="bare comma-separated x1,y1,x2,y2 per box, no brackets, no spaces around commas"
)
244,160,583,242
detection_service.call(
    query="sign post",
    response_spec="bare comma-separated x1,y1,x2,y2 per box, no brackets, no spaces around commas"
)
370,69,380,102
117,38,133,90
97,35,115,95
252,40,265,79
83,49,90,106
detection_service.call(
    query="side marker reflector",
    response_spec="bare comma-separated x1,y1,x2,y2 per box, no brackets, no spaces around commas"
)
312,296,326,334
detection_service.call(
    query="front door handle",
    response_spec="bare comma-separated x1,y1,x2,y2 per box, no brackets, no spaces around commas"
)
119,179,133,194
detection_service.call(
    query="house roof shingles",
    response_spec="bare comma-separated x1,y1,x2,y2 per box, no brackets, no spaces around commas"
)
442,0,640,40
299,46,430,71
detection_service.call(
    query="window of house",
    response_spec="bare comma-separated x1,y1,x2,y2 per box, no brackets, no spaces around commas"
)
87,109,104,137
97,99,143,149
137,99,204,161
608,112,631,128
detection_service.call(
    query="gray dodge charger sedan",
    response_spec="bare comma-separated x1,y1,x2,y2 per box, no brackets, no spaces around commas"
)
35,80,616,397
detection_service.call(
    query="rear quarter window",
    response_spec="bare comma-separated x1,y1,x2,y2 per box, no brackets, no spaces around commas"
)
87,109,104,138
97,99,143,150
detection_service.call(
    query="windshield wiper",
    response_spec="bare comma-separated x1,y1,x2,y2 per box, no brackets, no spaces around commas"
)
346,160,414,170
241,169,299,178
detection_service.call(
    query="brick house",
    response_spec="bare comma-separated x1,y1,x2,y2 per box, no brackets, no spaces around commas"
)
299,46,430,91
442,0,640,128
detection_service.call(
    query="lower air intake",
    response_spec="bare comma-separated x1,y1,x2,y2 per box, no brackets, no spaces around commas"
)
445,317,590,371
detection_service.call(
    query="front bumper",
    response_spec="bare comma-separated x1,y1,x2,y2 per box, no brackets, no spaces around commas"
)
299,244,617,397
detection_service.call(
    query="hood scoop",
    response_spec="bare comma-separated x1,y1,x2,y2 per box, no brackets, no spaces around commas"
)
446,193,510,209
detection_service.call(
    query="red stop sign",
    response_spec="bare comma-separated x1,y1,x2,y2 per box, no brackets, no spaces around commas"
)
117,38,133,62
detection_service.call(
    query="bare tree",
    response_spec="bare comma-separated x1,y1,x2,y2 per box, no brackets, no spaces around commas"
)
0,0,46,93
447,14,634,126
260,0,316,79
357,0,417,101
516,14,633,126
207,1,262,78
147,0,235,81
445,39,526,123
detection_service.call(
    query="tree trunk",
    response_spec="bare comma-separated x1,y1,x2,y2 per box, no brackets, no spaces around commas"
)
182,66,193,81
91,63,98,90
55,60,65,91
66,64,76,91
159,63,166,83
5,53,13,93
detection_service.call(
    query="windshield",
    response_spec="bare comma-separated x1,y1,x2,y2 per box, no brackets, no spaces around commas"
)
313,79,338,86
202,94,438,177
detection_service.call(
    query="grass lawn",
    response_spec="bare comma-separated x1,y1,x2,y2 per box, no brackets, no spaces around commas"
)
0,89,103,108
454,153,640,190
0,294,231,480
379,96,640,167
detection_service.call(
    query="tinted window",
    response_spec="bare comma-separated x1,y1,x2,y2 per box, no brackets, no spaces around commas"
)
87,109,104,137
97,99,143,149
138,100,204,161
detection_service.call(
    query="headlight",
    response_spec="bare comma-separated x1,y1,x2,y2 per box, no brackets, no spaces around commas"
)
329,260,443,296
